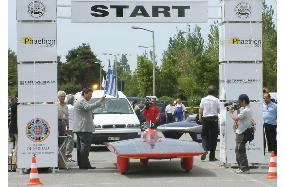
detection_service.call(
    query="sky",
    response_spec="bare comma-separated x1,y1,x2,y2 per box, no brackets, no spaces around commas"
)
8,0,276,71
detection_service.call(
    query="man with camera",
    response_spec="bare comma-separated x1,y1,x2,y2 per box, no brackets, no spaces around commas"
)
229,94,252,174
142,98,160,128
199,85,220,161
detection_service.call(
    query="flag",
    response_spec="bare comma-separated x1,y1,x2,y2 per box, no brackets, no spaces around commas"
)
101,76,106,89
104,63,118,97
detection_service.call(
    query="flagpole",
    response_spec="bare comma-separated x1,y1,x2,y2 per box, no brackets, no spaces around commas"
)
115,55,118,97
99,62,102,90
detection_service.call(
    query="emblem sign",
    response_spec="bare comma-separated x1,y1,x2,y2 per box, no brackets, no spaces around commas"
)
27,1,46,18
17,104,58,168
234,2,251,19
16,0,57,21
26,118,50,142
221,0,262,22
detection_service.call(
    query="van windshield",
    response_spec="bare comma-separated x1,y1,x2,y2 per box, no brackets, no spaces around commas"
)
92,98,134,114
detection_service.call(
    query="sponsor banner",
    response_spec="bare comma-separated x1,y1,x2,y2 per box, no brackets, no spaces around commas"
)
219,63,263,101
18,63,57,103
71,1,208,23
17,0,57,21
17,22,57,62
17,104,58,168
221,0,262,22
219,102,264,164
219,23,262,61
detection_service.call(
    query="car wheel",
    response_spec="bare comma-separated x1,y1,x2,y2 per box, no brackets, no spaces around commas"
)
162,131,183,139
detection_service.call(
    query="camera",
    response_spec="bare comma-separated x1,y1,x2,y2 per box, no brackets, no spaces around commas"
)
145,99,151,109
224,101,240,111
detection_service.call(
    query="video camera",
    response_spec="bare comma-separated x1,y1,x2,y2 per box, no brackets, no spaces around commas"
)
224,101,241,111
144,98,151,110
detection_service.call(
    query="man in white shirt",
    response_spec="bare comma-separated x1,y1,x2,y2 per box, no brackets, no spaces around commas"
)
66,94,75,161
165,101,176,123
199,85,220,161
175,99,186,122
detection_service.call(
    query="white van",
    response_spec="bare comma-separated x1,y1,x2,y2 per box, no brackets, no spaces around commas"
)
89,90,141,144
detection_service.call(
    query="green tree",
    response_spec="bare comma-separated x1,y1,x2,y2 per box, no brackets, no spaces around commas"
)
115,54,132,93
8,49,18,96
262,3,277,91
135,54,153,96
59,43,101,93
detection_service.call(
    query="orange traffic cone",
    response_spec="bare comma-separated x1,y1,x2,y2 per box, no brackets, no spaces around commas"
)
267,151,277,179
27,154,43,185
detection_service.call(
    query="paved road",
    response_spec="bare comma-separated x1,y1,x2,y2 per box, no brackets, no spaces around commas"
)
8,134,277,187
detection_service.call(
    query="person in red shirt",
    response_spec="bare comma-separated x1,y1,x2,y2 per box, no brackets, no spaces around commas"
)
142,98,161,128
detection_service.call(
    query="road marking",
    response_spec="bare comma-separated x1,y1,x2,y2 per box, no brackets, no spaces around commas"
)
206,162,274,187
8,179,272,187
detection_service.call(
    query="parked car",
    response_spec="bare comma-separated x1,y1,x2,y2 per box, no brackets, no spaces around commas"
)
74,90,141,146
157,114,202,142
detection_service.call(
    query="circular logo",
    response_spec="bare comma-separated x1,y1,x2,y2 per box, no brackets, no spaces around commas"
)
27,1,45,18
26,118,50,142
234,2,251,19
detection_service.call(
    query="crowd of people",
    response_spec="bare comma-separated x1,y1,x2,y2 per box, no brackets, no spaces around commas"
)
8,85,277,173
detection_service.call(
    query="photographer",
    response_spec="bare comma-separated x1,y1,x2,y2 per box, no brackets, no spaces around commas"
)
229,94,252,174
142,98,160,128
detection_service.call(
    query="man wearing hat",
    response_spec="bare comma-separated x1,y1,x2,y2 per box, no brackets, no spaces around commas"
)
230,94,253,174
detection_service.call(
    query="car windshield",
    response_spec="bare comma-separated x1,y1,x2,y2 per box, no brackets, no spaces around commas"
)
92,98,134,114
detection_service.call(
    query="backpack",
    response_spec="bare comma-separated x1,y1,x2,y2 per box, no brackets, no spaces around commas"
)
244,119,256,142
244,127,255,142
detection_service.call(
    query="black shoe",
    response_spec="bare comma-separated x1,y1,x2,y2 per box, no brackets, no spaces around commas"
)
201,152,207,161
209,158,218,162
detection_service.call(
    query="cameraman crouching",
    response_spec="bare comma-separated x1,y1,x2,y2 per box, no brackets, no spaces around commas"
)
229,94,252,174
142,98,160,128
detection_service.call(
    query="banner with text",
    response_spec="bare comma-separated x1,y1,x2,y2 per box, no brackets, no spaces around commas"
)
17,104,58,168
17,22,57,62
219,23,262,62
18,63,57,103
72,1,208,23
219,63,263,101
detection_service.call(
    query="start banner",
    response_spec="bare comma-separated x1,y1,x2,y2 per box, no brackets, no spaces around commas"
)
72,0,208,23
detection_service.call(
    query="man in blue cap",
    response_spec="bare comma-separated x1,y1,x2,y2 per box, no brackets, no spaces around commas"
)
230,94,253,174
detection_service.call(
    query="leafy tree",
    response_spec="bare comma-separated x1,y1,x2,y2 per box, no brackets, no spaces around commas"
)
135,54,153,96
8,49,17,96
60,43,101,92
262,3,277,91
115,54,132,92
